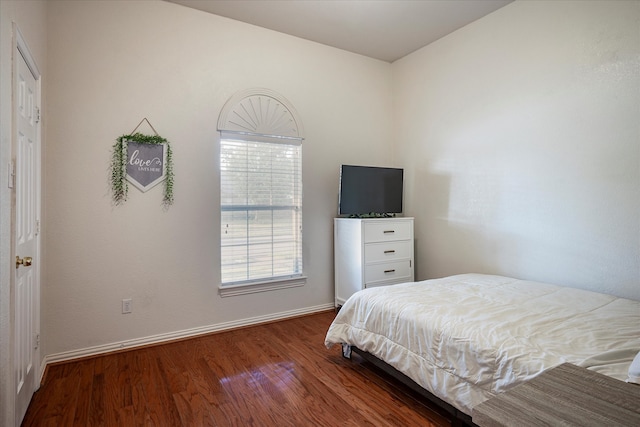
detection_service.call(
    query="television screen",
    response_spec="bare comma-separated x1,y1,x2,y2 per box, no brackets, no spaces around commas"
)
338,165,403,216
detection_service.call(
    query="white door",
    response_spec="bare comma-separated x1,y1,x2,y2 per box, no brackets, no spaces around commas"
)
14,33,41,426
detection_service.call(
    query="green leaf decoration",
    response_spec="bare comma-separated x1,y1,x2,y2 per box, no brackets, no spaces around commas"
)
110,132,174,207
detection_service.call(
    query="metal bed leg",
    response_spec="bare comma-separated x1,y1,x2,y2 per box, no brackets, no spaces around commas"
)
341,344,352,359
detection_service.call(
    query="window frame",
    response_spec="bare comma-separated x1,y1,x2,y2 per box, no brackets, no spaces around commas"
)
218,131,305,297
217,89,306,297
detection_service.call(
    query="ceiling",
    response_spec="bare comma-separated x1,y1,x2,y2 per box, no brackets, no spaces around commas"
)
166,0,513,62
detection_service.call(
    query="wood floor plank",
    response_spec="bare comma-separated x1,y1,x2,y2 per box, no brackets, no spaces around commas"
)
71,358,96,425
22,311,452,426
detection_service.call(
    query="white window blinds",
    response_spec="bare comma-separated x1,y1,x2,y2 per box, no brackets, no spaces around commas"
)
220,135,302,285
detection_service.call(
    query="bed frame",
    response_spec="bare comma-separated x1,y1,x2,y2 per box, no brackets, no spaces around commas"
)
345,345,477,427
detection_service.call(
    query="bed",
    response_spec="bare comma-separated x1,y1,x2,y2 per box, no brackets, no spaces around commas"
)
324,274,640,422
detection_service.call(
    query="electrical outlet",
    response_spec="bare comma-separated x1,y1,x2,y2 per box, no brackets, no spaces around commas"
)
122,298,132,314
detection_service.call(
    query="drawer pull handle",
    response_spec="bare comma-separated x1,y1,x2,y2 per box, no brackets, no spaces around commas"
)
383,230,395,234
384,269,396,273
384,250,395,254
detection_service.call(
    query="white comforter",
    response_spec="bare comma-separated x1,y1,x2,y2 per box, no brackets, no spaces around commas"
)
324,274,640,415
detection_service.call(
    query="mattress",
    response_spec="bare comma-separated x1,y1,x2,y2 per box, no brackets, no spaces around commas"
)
324,274,640,415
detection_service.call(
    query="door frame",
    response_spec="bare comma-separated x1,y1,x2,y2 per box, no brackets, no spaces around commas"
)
11,23,42,425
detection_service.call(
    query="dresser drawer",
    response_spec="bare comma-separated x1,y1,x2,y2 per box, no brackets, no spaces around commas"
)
364,260,413,285
364,241,412,263
364,220,412,243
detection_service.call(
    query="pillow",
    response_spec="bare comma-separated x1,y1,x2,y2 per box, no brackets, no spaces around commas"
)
627,351,640,384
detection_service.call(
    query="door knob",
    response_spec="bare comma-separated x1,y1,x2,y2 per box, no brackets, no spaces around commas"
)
16,256,32,268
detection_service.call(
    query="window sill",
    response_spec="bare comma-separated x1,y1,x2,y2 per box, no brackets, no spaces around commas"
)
218,276,307,297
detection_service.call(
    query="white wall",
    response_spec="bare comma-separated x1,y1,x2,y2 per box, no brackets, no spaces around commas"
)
393,0,640,299
0,0,47,424
43,0,393,357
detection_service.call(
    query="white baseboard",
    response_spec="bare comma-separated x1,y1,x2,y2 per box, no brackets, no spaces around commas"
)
40,303,334,373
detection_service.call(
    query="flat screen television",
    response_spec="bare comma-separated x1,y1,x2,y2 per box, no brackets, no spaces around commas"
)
338,165,404,216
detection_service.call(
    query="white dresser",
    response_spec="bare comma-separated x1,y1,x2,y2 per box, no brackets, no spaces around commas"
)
334,217,414,307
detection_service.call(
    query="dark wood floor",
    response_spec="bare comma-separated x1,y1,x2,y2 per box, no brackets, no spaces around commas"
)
22,310,451,426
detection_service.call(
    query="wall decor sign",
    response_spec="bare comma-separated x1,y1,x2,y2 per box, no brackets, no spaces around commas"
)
110,118,174,206
126,142,166,192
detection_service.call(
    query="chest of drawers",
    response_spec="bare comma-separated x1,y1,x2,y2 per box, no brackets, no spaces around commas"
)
334,217,414,307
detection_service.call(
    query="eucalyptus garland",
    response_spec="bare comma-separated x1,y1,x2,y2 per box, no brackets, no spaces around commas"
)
110,132,174,206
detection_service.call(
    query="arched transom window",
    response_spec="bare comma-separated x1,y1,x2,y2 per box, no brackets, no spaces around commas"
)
218,88,305,296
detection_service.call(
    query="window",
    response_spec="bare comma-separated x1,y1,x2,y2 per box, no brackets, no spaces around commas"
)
220,136,302,284
217,89,305,295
